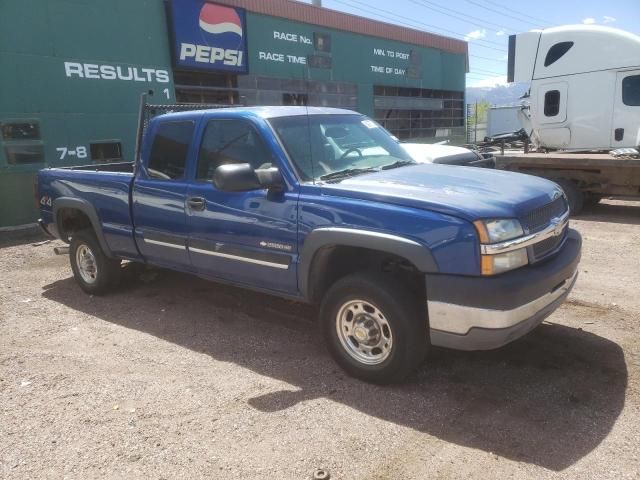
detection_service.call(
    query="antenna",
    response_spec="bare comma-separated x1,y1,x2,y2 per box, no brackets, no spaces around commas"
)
134,92,150,172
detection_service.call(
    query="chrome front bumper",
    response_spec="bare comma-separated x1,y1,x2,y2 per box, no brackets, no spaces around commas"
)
426,229,581,351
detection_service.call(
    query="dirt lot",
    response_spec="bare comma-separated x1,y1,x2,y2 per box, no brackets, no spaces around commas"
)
1,199,639,479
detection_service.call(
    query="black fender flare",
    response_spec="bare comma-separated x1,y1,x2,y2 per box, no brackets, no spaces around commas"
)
298,227,438,301
53,197,114,258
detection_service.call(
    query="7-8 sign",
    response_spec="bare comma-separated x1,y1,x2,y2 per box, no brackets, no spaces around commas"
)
56,146,87,160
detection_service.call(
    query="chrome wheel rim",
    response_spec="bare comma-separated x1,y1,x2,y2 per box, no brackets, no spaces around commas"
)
336,299,393,365
76,244,98,284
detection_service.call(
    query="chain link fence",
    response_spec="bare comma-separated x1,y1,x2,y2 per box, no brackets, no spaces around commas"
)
466,102,488,144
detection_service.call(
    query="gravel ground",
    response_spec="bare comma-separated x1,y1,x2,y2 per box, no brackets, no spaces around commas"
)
1,199,639,479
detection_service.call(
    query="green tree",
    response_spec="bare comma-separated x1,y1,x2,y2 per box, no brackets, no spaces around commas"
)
467,100,491,127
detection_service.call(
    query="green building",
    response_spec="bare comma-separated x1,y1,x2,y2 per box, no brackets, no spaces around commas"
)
0,0,468,228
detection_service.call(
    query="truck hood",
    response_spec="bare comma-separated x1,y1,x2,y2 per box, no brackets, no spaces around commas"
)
320,164,562,221
401,143,478,163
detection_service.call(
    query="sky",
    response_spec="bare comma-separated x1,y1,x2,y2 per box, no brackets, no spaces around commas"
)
306,0,640,88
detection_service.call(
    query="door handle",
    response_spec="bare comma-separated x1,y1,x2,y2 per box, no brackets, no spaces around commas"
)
187,197,205,211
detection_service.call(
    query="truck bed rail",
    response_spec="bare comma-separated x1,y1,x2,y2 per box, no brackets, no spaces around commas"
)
58,161,134,173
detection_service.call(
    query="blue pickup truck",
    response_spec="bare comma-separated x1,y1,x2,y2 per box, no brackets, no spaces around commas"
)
37,105,581,383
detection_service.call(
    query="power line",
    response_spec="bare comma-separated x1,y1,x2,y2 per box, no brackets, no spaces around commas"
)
468,72,505,79
466,71,508,82
466,73,499,78
330,0,506,51
334,0,508,50
470,66,506,75
466,76,506,83
409,0,516,34
328,0,511,68
464,0,542,29
466,70,500,75
469,53,505,63
474,0,555,27
465,39,506,51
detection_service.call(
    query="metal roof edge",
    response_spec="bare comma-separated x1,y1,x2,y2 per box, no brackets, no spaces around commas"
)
211,0,468,57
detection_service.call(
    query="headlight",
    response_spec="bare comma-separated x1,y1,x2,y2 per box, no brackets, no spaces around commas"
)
474,218,524,243
474,218,527,275
480,248,528,275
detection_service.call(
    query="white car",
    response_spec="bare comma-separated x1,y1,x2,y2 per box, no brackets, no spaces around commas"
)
401,143,493,167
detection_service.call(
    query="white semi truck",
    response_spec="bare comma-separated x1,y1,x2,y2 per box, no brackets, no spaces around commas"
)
509,24,640,150
496,25,640,214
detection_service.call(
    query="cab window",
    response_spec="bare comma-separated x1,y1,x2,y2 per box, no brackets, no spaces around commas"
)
622,75,640,106
147,121,194,180
544,42,573,67
197,119,271,181
544,90,561,117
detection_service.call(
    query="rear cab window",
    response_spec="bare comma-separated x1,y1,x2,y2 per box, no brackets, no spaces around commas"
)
147,121,195,180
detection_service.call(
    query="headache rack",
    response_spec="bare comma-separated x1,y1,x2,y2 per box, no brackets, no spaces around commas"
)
134,92,239,168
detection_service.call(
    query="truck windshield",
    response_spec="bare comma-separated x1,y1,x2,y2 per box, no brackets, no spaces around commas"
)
268,114,415,182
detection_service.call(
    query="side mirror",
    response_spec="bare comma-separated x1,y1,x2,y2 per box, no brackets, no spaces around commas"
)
213,163,284,192
255,166,284,192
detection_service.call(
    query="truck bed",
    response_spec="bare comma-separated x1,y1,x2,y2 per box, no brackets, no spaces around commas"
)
38,164,138,259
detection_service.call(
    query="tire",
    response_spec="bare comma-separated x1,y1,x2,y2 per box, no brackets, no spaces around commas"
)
583,193,602,208
555,178,584,216
69,229,121,295
320,272,428,384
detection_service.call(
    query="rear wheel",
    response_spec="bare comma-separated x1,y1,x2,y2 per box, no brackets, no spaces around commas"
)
584,193,603,208
555,178,584,215
69,230,121,295
320,273,428,384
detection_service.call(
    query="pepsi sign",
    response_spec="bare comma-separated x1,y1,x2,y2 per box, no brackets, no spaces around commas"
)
170,0,247,73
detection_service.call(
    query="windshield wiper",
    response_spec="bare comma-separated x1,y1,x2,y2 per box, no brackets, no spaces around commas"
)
319,167,379,181
381,160,416,170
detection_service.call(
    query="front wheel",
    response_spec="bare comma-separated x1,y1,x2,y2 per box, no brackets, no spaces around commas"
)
69,230,121,295
320,273,428,384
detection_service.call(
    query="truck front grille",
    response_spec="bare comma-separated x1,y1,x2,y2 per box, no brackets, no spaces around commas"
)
531,226,567,260
522,196,568,233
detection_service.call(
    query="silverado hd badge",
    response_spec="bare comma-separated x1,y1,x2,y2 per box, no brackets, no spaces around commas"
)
259,241,293,252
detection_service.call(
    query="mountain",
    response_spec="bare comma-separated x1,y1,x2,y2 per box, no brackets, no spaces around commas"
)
466,82,530,106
